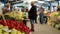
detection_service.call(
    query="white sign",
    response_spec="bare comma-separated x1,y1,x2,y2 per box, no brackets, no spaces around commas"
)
8,0,14,1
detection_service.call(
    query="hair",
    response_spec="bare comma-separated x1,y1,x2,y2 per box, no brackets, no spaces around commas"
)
40,6,44,11
21,8,24,12
26,9,28,12
31,1,34,6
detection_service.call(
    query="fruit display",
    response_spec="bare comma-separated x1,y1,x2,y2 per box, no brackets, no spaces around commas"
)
0,19,30,34
51,22,60,30
0,8,31,34
50,12,60,17
48,11,60,30
4,11,24,21
0,29,2,34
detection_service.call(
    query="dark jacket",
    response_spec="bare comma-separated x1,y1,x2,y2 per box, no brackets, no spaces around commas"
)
28,6,37,19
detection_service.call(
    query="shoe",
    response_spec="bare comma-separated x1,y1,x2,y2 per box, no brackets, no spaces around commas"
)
27,27,29,29
30,29,34,32
40,23,43,24
35,22,37,23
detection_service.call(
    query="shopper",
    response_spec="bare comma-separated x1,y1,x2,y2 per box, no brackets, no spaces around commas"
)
23,8,28,26
3,2,10,14
28,2,37,32
21,7,27,26
39,6,44,24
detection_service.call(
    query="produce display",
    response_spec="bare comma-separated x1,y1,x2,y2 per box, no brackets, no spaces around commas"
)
0,19,30,34
48,11,60,30
0,10,30,34
4,11,24,21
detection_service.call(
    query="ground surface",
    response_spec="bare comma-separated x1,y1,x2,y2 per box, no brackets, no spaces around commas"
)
27,21,60,34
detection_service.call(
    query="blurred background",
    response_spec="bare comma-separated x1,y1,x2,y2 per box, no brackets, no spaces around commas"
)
0,0,60,34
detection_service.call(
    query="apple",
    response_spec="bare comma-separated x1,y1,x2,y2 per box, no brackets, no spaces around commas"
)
0,20,7,26
3,32,9,34
2,26,9,32
0,24,3,28
11,28,17,34
0,33,2,34
55,24,59,29
4,26,8,29
58,16,60,18
17,31,22,34
0,29,2,34
21,32,25,34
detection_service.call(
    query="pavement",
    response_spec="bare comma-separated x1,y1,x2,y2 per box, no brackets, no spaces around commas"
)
27,21,60,34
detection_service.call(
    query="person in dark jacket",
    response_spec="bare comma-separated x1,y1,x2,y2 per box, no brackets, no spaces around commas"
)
28,2,37,32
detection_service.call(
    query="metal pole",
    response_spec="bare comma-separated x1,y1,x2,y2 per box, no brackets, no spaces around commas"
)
48,1,51,12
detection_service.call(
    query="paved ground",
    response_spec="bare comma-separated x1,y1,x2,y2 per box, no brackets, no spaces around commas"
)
27,21,60,34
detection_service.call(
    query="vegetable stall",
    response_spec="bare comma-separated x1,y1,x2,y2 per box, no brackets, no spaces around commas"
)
47,11,60,30
0,10,30,34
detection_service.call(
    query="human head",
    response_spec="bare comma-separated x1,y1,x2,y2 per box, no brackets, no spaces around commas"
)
26,9,28,12
31,1,34,6
21,8,24,12
5,2,10,8
5,4,9,8
40,5,42,8
40,6,43,9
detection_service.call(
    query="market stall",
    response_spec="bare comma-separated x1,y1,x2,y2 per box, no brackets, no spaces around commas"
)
47,11,60,30
0,10,31,34
0,2,30,34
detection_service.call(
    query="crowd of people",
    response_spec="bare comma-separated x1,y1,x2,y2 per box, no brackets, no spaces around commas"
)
2,1,48,32
20,2,46,32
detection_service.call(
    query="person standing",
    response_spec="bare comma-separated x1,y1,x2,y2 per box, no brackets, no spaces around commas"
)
23,8,28,26
28,2,37,32
3,2,10,14
39,6,44,24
